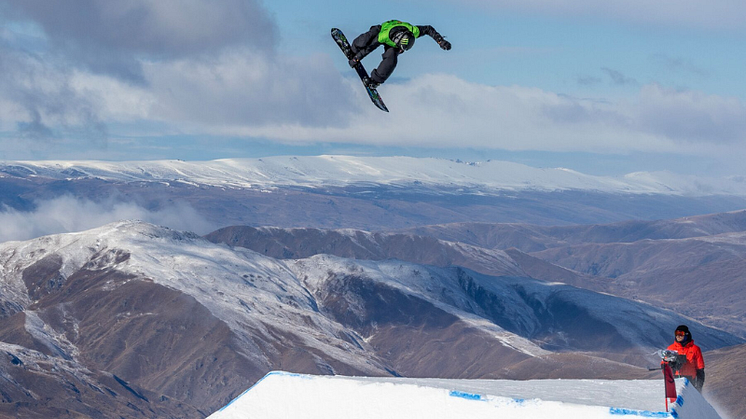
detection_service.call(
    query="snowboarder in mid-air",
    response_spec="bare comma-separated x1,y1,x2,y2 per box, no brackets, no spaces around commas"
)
348,20,452,89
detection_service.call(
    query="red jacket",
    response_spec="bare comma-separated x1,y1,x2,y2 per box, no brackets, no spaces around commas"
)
666,339,705,378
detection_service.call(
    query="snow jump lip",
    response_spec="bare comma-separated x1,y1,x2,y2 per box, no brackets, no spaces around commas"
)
216,371,306,412
209,371,720,419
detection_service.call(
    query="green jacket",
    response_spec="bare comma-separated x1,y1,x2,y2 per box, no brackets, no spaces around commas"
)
349,21,444,62
377,20,421,47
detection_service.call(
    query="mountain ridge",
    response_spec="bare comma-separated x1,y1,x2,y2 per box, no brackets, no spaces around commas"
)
5,158,746,238
3,221,740,416
4,156,746,196
204,215,746,337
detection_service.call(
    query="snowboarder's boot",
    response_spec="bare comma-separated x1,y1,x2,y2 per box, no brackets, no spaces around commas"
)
364,77,381,89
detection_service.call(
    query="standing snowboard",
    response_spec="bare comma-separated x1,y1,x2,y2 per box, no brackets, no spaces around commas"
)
331,28,389,112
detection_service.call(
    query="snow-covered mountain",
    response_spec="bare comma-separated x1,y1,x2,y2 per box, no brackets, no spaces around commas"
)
4,157,746,239
3,156,746,196
401,209,746,250
1,221,742,417
205,216,746,340
204,225,526,277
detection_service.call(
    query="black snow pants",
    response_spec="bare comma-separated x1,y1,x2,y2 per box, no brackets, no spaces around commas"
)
350,25,401,84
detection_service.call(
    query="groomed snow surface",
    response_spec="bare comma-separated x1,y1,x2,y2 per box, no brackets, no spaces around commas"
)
209,371,721,419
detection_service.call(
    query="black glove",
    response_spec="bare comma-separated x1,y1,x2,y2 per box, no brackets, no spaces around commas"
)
438,39,451,51
695,369,705,392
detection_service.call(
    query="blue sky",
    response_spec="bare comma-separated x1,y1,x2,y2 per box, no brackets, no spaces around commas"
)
1,0,745,176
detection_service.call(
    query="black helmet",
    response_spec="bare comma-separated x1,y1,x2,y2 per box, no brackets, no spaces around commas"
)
393,31,415,52
675,325,692,341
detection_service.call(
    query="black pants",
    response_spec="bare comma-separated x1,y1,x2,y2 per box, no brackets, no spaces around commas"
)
351,27,401,84
369,47,399,83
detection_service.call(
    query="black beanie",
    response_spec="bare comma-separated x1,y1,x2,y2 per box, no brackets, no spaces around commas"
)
675,325,692,343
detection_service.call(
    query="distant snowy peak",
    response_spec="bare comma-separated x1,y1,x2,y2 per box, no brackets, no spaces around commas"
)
3,155,746,196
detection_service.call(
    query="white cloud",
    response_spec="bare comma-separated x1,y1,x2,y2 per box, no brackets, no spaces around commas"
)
223,74,746,158
57,49,358,128
634,84,746,144
2,0,278,79
141,50,358,126
0,45,357,154
0,0,304,151
4,48,745,163
0,196,215,243
0,39,111,151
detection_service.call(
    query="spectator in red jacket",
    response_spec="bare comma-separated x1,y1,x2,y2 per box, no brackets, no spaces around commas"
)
666,325,705,391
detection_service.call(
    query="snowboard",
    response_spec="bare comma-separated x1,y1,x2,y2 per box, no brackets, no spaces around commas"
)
331,28,389,112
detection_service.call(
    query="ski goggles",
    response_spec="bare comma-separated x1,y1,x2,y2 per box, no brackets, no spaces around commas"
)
675,330,687,337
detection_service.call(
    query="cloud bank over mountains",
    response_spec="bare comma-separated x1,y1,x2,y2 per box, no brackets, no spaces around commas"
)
0,195,214,243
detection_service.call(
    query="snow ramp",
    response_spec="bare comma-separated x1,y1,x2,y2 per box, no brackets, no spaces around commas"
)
208,371,720,419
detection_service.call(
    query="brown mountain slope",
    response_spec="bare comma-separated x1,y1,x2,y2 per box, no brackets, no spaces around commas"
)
402,209,746,251
3,222,742,417
531,232,746,337
205,226,525,277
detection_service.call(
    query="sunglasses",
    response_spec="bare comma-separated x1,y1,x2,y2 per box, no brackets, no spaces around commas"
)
675,331,687,336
